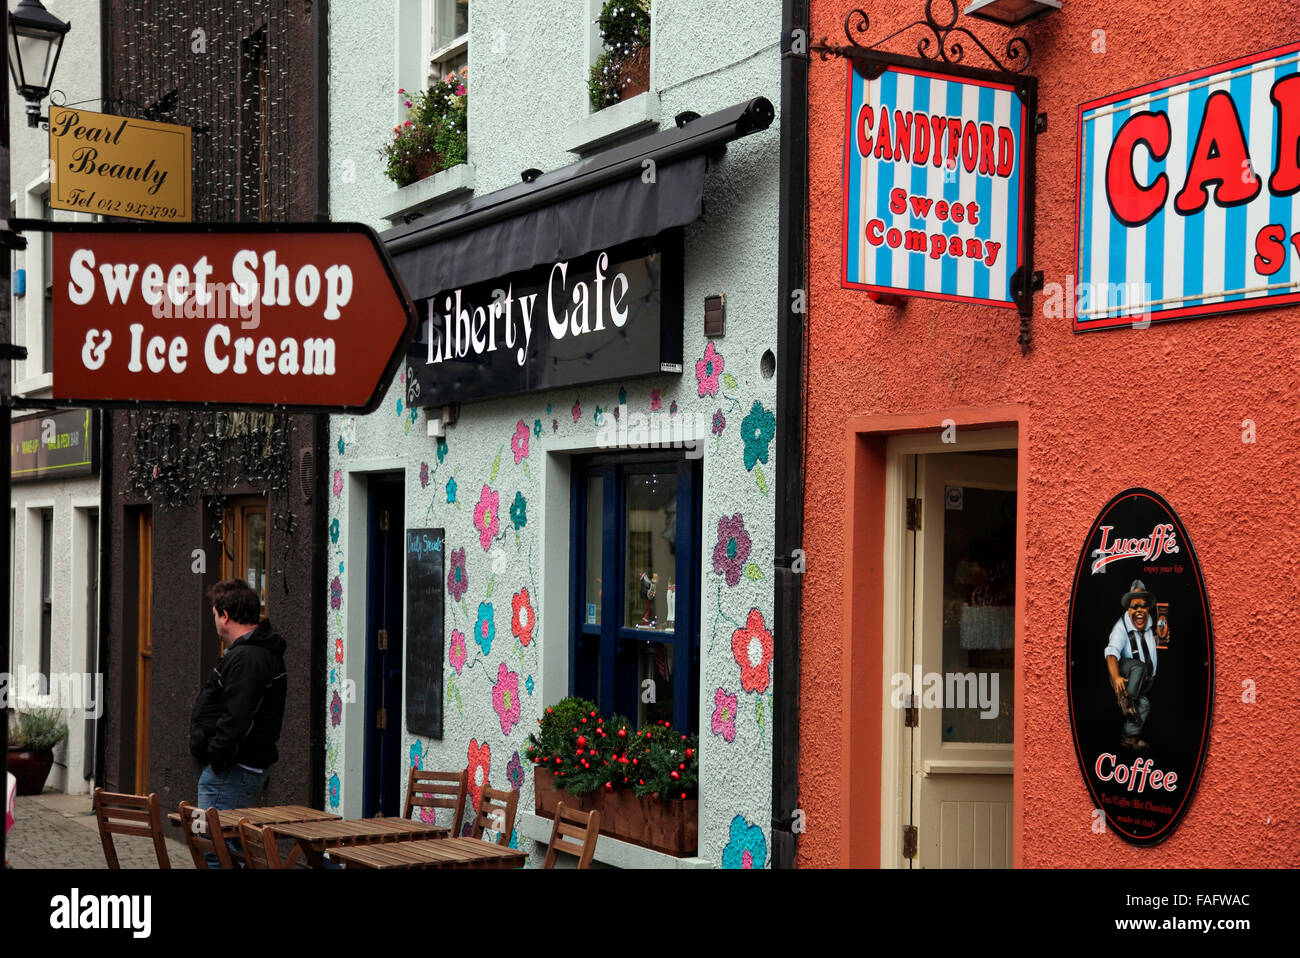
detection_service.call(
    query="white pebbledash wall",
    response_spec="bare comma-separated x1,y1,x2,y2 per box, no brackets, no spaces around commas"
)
6,0,103,794
327,0,781,866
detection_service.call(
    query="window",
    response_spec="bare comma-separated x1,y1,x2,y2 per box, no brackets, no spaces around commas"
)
39,508,53,677
571,455,701,731
220,497,269,631
428,0,468,82
41,193,52,374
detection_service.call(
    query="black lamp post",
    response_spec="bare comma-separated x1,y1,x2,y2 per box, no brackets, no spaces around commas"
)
2,0,69,867
7,0,70,127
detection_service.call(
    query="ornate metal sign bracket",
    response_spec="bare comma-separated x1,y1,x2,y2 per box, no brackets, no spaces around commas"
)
811,1,1032,76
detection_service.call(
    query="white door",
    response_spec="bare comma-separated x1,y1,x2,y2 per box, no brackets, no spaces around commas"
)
907,450,1016,868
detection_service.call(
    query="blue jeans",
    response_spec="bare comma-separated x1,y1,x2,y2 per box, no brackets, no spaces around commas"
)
197,765,268,868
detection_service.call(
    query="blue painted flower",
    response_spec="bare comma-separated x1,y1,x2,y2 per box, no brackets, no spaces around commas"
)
533,418,542,438
721,815,768,869
329,518,340,544
510,491,527,530
618,386,627,405
740,401,776,471
409,740,423,771
447,476,458,504
436,437,448,463
525,675,535,695
594,406,605,426
337,436,345,455
328,774,340,809
397,398,404,415
474,601,496,655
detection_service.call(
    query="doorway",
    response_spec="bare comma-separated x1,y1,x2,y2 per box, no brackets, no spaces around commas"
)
363,473,405,818
888,433,1017,868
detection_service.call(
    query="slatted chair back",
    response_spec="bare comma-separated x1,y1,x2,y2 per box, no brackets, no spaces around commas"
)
177,801,235,869
93,788,171,869
469,785,519,847
237,819,288,870
543,802,601,869
402,767,468,834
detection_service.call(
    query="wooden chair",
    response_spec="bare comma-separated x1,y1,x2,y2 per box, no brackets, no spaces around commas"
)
543,801,600,869
92,787,171,869
237,819,289,869
177,801,235,870
402,767,468,835
469,785,519,847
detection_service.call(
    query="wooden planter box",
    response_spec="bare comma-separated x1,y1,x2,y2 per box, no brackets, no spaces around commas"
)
533,767,697,857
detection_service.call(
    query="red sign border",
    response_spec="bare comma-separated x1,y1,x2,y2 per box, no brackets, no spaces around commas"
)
13,219,418,416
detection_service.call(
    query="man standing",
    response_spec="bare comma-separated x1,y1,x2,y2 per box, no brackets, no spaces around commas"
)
1104,579,1158,752
190,579,288,814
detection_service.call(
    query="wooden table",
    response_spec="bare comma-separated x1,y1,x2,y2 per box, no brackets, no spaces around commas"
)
271,817,451,868
166,804,340,838
327,837,526,870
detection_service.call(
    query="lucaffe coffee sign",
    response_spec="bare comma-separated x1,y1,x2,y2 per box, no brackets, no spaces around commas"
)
1067,489,1214,845
406,235,683,407
48,106,192,223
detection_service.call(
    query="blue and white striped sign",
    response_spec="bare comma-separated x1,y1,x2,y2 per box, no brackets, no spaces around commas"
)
1076,42,1300,331
842,61,1028,308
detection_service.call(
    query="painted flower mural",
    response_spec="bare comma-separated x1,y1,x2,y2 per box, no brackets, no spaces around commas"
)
511,588,535,646
446,476,458,504
334,638,343,663
721,815,768,869
533,418,542,437
474,602,496,655
741,400,776,471
511,419,530,464
732,608,774,693
330,576,343,610
712,687,738,742
696,341,724,397
448,547,469,601
572,399,581,422
651,389,662,410
329,518,340,544
510,491,527,531
466,738,491,814
436,437,448,463
332,469,343,497
712,409,726,436
712,514,752,587
409,740,423,770
328,773,340,809
474,485,500,551
506,752,524,791
330,690,342,726
419,462,430,488
492,662,521,735
449,628,467,674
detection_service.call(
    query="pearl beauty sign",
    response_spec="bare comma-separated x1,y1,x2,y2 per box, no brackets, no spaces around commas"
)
40,222,417,414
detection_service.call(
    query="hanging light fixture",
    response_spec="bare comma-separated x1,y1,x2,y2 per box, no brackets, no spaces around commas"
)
7,0,71,127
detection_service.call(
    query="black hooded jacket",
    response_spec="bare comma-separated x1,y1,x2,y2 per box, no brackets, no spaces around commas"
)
189,619,288,773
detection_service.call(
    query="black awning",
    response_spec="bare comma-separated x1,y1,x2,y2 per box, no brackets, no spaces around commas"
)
384,96,774,301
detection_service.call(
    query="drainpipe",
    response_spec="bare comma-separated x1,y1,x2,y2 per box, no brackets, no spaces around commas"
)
772,0,809,869
308,0,330,810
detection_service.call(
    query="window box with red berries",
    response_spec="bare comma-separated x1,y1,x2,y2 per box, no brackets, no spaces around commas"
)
527,696,698,856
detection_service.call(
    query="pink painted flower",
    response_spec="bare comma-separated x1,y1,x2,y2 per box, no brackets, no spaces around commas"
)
492,662,521,735
332,469,343,497
467,739,491,813
511,588,535,646
448,547,469,601
712,687,738,742
731,609,774,694
572,399,581,423
474,485,500,551
696,341,724,397
651,389,662,411
449,628,467,674
712,514,752,587
511,420,530,463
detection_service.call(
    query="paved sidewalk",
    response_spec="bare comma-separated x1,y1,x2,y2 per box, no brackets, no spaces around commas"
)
5,791,194,869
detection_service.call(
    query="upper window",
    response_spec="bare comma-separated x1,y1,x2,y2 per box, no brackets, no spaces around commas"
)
571,454,700,732
221,496,269,641
429,0,468,83
587,0,651,113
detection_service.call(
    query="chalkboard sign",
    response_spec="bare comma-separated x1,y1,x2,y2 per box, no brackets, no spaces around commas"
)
405,527,445,739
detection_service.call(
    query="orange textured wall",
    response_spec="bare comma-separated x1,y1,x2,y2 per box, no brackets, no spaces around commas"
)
799,0,1300,867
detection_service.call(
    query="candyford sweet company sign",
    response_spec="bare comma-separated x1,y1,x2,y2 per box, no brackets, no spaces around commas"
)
1076,42,1300,330
842,59,1033,309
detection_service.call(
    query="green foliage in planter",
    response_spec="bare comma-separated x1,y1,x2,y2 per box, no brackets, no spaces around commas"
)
11,708,68,750
588,0,651,111
381,69,469,188
526,695,698,801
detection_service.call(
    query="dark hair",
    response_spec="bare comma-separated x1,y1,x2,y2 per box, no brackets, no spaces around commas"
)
207,578,262,626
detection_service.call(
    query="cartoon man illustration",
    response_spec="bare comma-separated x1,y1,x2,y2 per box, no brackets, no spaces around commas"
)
1104,579,1158,751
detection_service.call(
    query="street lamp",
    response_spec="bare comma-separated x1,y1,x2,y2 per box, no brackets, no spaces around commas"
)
6,0,70,127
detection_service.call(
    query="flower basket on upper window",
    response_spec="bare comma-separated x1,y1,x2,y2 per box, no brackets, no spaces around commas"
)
588,0,651,112
382,68,468,188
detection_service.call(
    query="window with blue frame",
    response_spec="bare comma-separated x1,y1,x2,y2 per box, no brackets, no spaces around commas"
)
571,453,701,733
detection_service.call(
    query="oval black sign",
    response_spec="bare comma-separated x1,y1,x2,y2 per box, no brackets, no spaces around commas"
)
1067,489,1214,846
